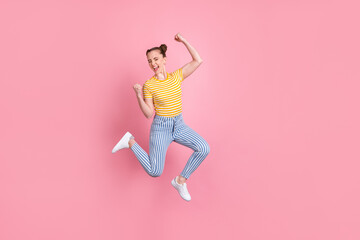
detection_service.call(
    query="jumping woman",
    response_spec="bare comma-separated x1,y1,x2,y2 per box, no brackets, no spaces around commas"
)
112,33,210,201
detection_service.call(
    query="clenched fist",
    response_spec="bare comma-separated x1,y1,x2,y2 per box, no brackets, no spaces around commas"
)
174,32,186,43
133,84,143,97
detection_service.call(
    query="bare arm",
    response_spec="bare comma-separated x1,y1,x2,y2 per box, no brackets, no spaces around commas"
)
174,33,203,80
133,84,154,119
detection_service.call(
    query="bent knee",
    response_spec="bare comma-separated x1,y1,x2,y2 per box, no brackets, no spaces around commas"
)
199,142,210,156
149,171,162,177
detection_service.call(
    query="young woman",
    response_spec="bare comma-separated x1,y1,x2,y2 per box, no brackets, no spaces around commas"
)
112,33,210,201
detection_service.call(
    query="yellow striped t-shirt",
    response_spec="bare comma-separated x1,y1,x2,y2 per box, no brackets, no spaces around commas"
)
143,68,184,117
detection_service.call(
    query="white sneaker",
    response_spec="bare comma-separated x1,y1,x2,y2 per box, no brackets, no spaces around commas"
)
171,176,191,201
112,131,134,153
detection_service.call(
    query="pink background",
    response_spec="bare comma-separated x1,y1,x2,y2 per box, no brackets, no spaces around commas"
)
1,0,359,239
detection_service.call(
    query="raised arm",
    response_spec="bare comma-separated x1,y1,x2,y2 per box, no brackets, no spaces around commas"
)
174,33,203,80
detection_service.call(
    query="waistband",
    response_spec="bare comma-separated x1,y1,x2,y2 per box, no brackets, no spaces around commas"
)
154,113,183,121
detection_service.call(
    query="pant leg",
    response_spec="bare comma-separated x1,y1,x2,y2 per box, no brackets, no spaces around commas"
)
173,121,210,179
130,115,173,177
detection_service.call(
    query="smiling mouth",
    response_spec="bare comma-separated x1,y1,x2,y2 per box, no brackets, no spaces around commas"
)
153,66,159,71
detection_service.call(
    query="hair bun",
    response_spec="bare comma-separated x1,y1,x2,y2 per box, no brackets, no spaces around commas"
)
160,44,167,53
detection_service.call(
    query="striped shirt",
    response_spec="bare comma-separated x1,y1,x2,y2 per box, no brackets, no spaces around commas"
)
143,68,184,117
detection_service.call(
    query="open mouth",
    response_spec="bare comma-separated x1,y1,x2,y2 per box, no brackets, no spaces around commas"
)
153,66,159,71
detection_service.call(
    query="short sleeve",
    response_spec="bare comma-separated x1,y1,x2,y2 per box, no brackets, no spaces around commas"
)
173,68,184,83
143,82,152,98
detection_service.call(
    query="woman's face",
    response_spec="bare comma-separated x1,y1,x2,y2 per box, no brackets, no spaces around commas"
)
147,50,166,74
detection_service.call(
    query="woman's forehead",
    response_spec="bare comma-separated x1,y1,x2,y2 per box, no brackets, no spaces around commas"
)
147,50,162,58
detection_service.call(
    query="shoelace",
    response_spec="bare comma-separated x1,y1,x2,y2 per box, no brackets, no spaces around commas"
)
180,184,188,195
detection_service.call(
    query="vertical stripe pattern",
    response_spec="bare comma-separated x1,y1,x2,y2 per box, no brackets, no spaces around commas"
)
130,113,210,179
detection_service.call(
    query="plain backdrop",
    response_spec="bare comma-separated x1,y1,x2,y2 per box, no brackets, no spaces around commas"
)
1,0,359,239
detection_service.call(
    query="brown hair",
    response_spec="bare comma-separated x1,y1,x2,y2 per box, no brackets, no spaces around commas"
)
146,44,167,57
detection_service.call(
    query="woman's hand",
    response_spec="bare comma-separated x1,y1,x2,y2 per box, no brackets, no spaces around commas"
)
133,84,143,97
174,33,186,43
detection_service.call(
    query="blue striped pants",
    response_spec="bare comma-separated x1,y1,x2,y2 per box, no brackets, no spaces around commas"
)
130,113,210,179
